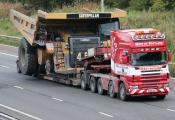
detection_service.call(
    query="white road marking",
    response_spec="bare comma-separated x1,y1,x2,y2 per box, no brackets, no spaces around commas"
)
52,97,63,102
98,112,114,118
0,65,9,69
0,113,17,120
0,104,43,120
13,86,24,90
0,52,17,58
0,44,18,48
167,108,175,112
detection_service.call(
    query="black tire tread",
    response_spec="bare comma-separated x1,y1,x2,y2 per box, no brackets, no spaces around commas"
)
18,38,37,75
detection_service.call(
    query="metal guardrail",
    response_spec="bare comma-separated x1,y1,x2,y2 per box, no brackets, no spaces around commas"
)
0,34,21,40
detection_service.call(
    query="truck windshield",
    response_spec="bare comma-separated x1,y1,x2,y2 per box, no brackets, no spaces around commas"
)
101,22,119,36
100,21,119,40
131,52,167,66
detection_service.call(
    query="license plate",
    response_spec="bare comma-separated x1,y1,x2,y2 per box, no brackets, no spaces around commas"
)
147,89,157,93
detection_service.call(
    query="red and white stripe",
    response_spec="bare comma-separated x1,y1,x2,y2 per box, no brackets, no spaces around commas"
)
128,87,170,95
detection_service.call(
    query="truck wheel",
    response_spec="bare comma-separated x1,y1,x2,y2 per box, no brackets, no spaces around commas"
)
97,78,105,95
18,38,37,75
45,60,54,75
119,83,128,101
90,77,97,93
81,72,88,90
108,81,116,98
156,95,166,100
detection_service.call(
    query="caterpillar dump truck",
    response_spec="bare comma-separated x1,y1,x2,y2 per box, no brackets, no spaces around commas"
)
10,9,127,86
80,28,171,100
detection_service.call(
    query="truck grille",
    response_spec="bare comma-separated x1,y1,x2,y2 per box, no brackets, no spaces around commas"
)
140,73,162,89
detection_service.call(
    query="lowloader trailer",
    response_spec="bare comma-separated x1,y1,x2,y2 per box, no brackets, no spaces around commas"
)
80,28,172,101
10,10,171,101
10,9,127,86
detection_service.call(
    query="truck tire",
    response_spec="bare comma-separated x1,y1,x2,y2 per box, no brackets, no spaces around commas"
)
90,77,97,93
108,81,116,98
97,78,105,95
18,38,37,75
81,72,88,90
119,83,128,101
45,60,54,75
156,95,166,100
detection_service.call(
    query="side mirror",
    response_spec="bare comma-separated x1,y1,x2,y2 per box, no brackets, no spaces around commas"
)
167,49,172,62
122,54,128,64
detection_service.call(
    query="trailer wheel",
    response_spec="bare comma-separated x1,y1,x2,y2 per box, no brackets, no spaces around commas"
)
90,77,97,93
97,78,105,95
119,83,128,101
81,72,88,90
108,81,116,98
156,95,166,100
18,38,37,75
45,60,54,75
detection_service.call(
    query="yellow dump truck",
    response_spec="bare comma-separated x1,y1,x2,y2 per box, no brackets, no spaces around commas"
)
10,9,127,86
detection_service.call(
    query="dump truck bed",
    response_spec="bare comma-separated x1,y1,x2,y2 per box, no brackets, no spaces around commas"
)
10,9,127,46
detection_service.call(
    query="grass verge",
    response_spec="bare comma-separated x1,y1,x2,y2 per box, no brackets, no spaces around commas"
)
0,19,21,46
0,38,20,47
169,63,175,77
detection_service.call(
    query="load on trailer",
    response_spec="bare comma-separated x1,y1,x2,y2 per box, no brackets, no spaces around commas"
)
80,28,171,100
10,9,127,85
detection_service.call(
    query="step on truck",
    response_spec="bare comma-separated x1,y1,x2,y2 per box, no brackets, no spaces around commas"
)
10,9,127,85
80,28,172,100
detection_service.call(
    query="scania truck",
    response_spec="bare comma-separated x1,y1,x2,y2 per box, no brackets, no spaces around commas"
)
80,28,171,100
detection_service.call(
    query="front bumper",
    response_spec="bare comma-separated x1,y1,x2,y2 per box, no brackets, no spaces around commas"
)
128,87,170,96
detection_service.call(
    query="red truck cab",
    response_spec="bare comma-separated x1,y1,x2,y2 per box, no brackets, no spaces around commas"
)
110,28,170,100
81,28,171,101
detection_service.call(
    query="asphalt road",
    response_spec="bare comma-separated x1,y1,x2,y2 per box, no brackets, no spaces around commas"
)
0,44,175,120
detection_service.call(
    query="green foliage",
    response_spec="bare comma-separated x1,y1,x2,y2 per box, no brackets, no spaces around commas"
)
129,0,151,10
163,0,175,10
169,63,175,77
0,38,19,46
0,19,21,36
0,19,21,46
151,0,166,11
1,0,175,11
105,0,130,8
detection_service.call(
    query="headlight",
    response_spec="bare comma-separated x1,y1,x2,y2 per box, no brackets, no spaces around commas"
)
164,83,169,87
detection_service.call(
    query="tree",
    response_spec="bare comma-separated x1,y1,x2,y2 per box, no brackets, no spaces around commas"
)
105,0,130,8
163,0,175,10
151,0,166,11
129,0,151,11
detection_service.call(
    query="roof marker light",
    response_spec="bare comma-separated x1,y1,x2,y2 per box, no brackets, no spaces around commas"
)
156,48,160,50
151,48,155,51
